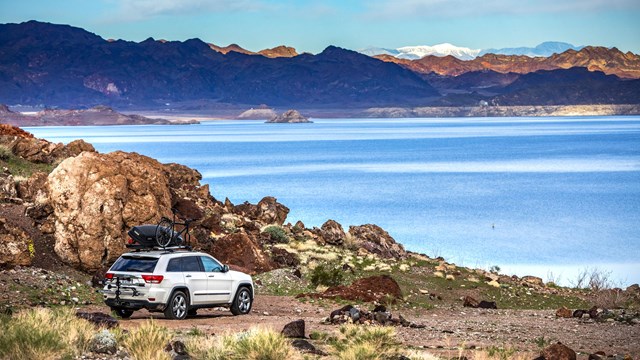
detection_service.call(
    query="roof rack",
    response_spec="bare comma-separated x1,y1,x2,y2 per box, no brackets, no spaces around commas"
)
129,245,193,253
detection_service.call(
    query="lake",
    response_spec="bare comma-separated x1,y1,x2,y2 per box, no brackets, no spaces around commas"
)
27,116,640,286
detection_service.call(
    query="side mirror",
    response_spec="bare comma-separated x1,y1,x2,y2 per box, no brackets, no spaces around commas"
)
222,264,229,273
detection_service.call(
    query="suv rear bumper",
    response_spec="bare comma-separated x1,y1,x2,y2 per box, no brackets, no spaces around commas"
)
105,298,163,311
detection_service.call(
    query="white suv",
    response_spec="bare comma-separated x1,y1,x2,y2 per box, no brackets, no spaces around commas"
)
102,250,254,320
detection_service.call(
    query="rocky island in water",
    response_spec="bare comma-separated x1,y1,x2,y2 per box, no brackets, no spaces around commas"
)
266,109,313,123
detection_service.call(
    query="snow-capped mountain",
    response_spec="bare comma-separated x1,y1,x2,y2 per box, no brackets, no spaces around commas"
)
359,42,583,60
359,43,481,60
396,43,481,60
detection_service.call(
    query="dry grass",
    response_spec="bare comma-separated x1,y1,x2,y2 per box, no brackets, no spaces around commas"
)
186,327,299,360
122,320,171,360
0,307,95,360
331,325,402,360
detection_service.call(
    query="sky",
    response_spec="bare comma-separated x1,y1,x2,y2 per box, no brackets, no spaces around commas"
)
1,0,640,54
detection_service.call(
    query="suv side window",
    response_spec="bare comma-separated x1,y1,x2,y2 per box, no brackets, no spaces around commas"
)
201,256,222,272
181,256,203,272
166,258,182,272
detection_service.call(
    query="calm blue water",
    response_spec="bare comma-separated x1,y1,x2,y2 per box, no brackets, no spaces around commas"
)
27,117,640,286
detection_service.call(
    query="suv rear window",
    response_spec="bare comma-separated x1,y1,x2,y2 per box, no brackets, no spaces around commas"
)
111,256,158,272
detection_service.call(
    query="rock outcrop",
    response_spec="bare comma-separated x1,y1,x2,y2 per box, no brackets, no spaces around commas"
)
266,110,312,123
0,217,32,267
318,220,346,246
47,151,172,271
1,125,95,164
209,232,276,275
348,224,406,259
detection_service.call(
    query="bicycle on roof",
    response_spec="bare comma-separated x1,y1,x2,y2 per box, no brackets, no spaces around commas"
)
155,207,193,248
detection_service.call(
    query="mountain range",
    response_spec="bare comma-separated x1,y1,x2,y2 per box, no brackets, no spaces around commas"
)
359,42,584,61
0,21,638,111
375,46,640,79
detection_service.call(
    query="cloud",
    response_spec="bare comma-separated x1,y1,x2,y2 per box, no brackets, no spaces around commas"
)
365,0,640,18
107,0,268,21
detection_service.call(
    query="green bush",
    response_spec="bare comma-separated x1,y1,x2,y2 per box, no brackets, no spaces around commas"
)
310,263,344,287
262,226,289,243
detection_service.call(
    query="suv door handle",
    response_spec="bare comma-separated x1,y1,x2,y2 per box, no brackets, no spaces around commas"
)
208,275,215,278
185,275,192,278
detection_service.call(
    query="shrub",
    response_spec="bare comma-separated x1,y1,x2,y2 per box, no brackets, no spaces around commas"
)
123,320,171,360
262,226,289,243
330,325,401,360
0,307,95,360
187,327,298,360
309,263,344,287
0,145,11,161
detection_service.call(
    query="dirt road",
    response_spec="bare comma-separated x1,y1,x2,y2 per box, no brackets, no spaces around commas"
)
95,295,640,358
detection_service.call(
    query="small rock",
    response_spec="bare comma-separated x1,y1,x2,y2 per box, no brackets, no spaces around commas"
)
572,310,585,318
487,280,500,288
90,330,117,354
76,312,119,328
556,307,573,318
291,339,326,355
433,271,445,278
542,343,577,360
281,319,305,338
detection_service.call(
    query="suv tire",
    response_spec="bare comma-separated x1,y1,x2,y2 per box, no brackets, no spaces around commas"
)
164,290,188,320
230,287,252,315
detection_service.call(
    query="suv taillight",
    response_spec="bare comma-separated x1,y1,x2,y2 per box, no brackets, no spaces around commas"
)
105,273,114,279
141,275,164,284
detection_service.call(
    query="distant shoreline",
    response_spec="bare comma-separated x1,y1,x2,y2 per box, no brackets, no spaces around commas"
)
131,104,640,122
7,104,640,126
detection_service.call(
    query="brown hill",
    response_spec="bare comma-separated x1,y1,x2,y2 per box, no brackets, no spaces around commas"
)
258,45,298,58
208,43,254,55
208,43,298,58
376,47,640,78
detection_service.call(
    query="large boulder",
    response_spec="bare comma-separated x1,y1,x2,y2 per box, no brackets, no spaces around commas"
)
0,217,32,267
319,220,345,245
348,224,406,259
47,151,172,271
209,232,276,274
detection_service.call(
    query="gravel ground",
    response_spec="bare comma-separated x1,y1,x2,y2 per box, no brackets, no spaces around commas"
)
88,295,640,359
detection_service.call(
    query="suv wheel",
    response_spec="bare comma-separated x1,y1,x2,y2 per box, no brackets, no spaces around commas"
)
164,290,188,320
112,308,134,319
230,287,252,315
